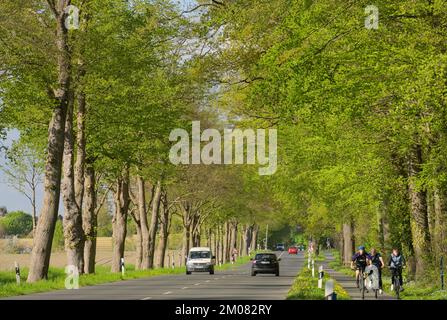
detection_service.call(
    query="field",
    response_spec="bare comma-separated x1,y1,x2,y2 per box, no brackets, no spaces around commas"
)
0,237,183,271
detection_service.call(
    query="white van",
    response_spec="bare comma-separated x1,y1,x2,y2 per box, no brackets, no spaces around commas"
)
186,247,215,275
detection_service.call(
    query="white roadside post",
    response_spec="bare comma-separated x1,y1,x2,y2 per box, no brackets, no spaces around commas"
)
14,261,20,285
311,259,315,277
318,265,324,289
325,279,336,300
121,257,125,277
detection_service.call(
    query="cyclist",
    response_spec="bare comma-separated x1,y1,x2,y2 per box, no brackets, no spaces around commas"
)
370,248,385,294
388,248,405,292
351,246,371,288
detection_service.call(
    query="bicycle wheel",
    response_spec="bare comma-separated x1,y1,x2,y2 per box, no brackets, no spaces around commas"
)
360,272,365,299
394,276,400,300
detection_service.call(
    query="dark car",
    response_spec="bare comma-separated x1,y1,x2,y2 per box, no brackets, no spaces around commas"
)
275,243,285,251
251,253,280,276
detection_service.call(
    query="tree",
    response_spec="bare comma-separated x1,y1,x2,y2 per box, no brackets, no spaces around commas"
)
0,143,43,235
0,211,33,237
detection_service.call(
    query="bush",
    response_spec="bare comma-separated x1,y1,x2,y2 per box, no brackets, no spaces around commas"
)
52,219,64,251
0,211,33,237
0,223,6,238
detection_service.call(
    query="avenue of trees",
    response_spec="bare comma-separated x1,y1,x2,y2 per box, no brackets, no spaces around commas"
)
0,0,278,282
200,0,447,282
1,0,446,285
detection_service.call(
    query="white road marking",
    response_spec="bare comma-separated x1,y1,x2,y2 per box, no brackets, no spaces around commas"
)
194,283,200,286
205,280,210,283
214,278,220,280
141,297,152,300
181,287,188,290
163,291,172,295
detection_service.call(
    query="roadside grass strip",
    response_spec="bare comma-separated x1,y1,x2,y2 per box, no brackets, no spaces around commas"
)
287,267,350,300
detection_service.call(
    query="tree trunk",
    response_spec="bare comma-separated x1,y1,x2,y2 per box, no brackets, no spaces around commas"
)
219,225,224,264
111,169,130,273
148,180,161,269
62,94,85,273
223,221,230,262
434,186,447,260
83,164,97,274
27,1,71,283
131,210,142,270
230,221,238,252
342,222,353,265
156,190,170,268
137,177,150,269
182,224,190,266
31,181,37,238
407,143,431,278
74,85,86,208
250,224,258,252
242,225,252,256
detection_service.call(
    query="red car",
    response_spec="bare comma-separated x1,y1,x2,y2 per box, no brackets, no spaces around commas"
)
288,246,298,254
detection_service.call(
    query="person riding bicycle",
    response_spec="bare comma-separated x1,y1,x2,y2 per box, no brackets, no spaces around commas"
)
351,246,371,288
388,248,405,292
370,248,385,294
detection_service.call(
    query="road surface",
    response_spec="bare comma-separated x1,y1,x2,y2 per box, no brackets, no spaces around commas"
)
5,251,304,300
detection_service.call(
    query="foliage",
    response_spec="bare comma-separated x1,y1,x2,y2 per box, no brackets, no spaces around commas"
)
51,219,64,251
0,211,33,237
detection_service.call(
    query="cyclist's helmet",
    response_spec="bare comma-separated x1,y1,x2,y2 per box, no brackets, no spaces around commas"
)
358,245,365,250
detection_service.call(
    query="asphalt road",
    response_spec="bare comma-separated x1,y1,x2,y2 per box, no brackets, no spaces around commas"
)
5,251,304,300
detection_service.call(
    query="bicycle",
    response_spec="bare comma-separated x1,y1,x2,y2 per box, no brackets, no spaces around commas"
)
364,266,380,299
390,267,402,300
353,266,368,299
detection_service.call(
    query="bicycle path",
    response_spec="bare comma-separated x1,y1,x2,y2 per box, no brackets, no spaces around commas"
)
321,252,395,300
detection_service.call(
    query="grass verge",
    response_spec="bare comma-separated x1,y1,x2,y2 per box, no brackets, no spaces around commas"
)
287,267,350,300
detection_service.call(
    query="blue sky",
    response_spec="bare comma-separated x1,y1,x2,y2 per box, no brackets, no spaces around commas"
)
0,0,197,215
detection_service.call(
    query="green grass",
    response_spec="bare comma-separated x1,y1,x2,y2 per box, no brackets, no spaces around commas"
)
304,252,326,262
328,250,447,300
287,267,350,300
0,255,252,298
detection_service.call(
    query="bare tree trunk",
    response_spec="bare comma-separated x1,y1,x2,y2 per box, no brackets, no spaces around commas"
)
62,94,85,273
342,222,353,266
111,169,130,273
74,85,86,207
250,224,258,252
136,177,150,269
434,186,447,260
131,210,142,270
27,0,71,283
182,225,190,266
407,143,431,279
212,230,217,258
83,164,96,274
218,225,223,264
242,225,253,256
148,180,161,268
223,221,229,262
230,222,238,252
31,179,37,238
156,190,170,268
